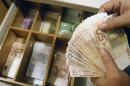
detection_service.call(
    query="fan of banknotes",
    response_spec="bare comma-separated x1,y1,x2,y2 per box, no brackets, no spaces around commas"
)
66,13,130,77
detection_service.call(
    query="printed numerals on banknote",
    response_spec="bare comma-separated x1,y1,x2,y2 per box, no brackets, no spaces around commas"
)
66,13,130,77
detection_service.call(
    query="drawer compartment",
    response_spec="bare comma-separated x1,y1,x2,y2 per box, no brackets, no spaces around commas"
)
32,5,62,35
15,32,55,86
11,3,39,30
0,29,29,82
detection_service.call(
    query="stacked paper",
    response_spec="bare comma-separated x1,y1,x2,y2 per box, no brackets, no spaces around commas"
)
66,13,130,77
39,11,59,33
48,52,70,86
2,38,25,78
26,42,52,81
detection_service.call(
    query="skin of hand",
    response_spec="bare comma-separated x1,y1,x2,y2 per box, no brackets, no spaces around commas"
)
99,0,130,30
91,48,130,86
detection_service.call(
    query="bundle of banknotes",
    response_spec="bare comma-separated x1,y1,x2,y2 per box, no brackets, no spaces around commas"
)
66,13,130,77
2,38,25,78
26,41,52,81
48,52,70,86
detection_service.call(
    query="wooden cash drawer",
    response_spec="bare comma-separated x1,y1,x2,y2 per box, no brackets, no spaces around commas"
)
0,1,97,85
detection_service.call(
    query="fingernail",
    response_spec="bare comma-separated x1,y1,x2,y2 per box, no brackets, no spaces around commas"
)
99,23,108,30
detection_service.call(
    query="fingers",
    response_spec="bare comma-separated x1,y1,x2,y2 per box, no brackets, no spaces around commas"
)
99,0,120,13
99,48,119,75
91,49,120,85
99,1,114,13
99,0,124,30
99,13,130,30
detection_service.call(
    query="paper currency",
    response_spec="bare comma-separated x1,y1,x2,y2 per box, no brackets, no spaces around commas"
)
21,9,36,29
66,13,130,77
21,18,32,29
40,18,56,34
26,41,52,80
59,8,82,39
40,11,59,34
2,42,25,78
48,52,70,86
59,22,75,39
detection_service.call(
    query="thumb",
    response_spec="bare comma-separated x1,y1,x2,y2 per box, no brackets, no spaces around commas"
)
99,13,130,30
100,48,119,75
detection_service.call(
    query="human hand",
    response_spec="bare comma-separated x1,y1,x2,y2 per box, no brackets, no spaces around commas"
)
99,0,130,30
91,48,130,86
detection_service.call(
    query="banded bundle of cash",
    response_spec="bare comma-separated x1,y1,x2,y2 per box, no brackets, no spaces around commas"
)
66,13,130,77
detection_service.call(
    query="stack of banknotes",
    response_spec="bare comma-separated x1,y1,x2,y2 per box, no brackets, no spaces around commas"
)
66,13,130,77
48,52,70,86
